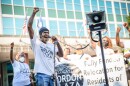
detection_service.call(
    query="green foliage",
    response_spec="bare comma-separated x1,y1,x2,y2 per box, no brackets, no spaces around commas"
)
126,12,130,27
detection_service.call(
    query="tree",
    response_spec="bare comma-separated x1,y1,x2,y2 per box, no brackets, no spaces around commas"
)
126,12,130,27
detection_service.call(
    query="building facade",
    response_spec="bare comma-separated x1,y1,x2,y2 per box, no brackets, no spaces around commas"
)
0,0,130,86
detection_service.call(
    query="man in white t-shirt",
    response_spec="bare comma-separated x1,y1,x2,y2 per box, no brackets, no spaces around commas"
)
10,42,31,86
27,7,63,86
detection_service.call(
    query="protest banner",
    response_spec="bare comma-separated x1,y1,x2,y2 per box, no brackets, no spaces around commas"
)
56,54,128,86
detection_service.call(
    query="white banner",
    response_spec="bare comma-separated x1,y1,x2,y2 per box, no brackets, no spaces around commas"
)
56,54,128,86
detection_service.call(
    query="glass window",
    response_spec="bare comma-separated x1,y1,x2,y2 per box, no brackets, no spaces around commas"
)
50,30,58,35
123,15,127,22
36,8,45,17
109,24,115,38
114,2,119,8
75,12,82,19
49,20,58,35
92,6,98,11
115,9,120,14
1,4,12,14
74,0,80,4
58,10,65,18
3,28,14,35
91,0,97,6
59,21,67,30
42,19,46,27
107,8,112,14
13,0,23,5
14,6,24,15
1,0,11,4
83,0,89,5
25,7,34,16
60,30,68,36
25,0,34,6
48,9,56,18
68,22,76,36
99,0,104,6
15,18,24,28
76,22,84,37
56,0,64,3
65,0,72,3
74,4,81,11
47,1,55,9
128,3,130,12
3,17,14,35
66,3,73,10
116,15,122,22
57,2,64,10
107,14,114,21
35,0,44,8
67,11,74,19
84,5,90,12
49,20,58,30
59,21,67,36
121,3,126,9
100,7,105,11
122,9,127,15
3,17,13,28
106,1,111,7
15,18,24,35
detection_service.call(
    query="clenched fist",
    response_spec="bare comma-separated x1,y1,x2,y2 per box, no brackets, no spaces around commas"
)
51,36,58,43
116,26,121,33
10,42,14,48
33,7,39,14
123,22,128,28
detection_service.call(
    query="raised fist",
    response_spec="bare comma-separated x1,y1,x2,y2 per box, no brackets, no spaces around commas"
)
116,26,121,33
123,22,128,28
33,7,39,14
51,36,58,42
10,42,14,48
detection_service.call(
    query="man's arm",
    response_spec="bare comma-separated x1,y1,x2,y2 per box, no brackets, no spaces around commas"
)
116,26,124,48
28,7,39,39
10,42,14,63
51,36,63,57
56,42,63,57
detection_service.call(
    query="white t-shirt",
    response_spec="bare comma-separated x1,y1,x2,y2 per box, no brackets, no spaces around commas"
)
67,53,91,61
96,45,114,57
12,60,30,86
31,36,58,76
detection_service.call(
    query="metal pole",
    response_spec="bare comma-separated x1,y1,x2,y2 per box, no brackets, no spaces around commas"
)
98,31,109,86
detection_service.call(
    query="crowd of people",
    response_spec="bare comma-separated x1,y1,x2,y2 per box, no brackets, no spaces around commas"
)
9,7,130,86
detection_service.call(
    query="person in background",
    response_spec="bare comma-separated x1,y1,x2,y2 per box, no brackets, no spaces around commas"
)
67,44,91,61
63,47,71,60
10,42,31,86
87,29,114,57
96,36,114,56
27,7,63,86
116,23,130,84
